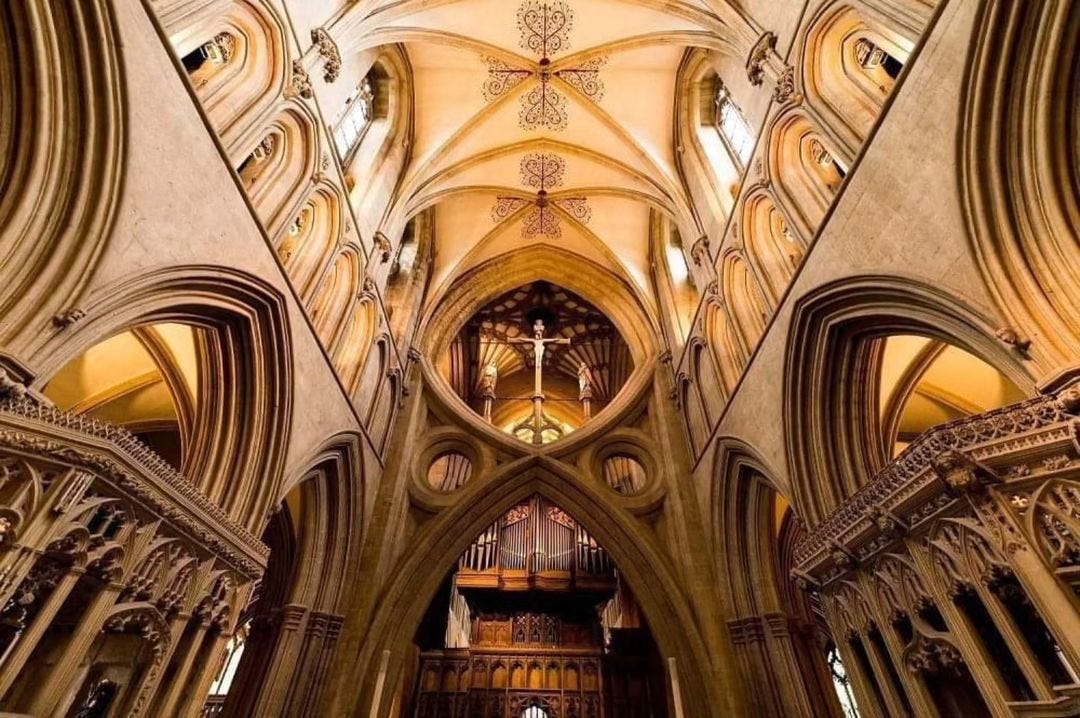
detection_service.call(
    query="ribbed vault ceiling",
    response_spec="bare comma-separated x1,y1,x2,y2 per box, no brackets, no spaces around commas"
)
342,0,750,309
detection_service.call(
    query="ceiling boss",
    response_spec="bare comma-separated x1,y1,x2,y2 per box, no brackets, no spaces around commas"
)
491,152,591,239
482,0,606,131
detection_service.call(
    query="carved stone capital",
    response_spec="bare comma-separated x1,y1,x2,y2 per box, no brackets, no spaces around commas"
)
746,32,776,86
690,235,709,266
310,28,341,83
771,65,797,104
284,59,313,100
374,232,392,263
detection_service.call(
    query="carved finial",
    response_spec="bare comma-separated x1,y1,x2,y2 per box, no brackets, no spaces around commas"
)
52,308,85,328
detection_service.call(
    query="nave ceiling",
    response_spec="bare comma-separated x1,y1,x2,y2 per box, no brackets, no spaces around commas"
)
350,0,747,310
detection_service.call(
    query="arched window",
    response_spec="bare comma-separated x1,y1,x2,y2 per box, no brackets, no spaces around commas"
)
521,706,549,718
715,81,755,167
334,75,375,162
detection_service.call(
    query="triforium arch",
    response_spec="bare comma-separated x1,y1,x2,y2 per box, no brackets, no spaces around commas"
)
336,456,735,717
960,0,1080,368
0,0,124,351
27,266,294,531
783,275,1036,527
710,438,840,717
418,245,662,451
223,432,366,717
800,0,915,154
163,0,290,147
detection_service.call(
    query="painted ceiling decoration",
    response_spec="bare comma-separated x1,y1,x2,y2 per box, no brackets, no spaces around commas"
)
491,152,591,239
482,0,607,130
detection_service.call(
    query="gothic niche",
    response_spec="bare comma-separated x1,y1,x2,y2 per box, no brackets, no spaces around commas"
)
409,495,668,718
440,282,633,445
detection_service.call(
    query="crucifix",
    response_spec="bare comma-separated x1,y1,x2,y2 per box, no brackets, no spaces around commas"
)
509,319,570,444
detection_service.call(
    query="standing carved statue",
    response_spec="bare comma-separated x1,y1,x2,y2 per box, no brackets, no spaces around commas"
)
578,362,594,420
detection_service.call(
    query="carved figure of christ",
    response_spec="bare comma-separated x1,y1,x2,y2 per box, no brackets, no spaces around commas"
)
508,319,570,443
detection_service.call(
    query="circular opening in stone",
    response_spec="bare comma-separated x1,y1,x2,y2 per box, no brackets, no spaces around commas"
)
427,451,474,492
601,454,647,495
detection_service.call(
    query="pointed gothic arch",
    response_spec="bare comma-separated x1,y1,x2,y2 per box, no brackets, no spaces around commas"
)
782,275,1036,526
960,0,1080,369
332,455,738,717
27,266,294,532
0,0,124,350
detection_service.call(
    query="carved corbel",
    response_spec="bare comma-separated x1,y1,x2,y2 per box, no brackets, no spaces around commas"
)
52,308,86,328
690,236,709,266
1056,381,1080,415
374,232,392,263
828,540,856,571
746,32,776,86
0,368,31,401
746,31,798,103
771,65,799,104
931,449,1000,496
868,505,907,538
995,326,1031,354
310,28,341,83
284,59,313,100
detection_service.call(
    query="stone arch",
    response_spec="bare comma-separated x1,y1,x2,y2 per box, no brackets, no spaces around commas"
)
346,47,414,240
277,183,348,301
0,0,124,350
689,336,725,425
166,0,289,147
765,110,846,237
673,50,744,223
703,297,745,392
28,266,294,532
333,294,379,392
802,1,914,152
782,275,1037,526
417,245,661,453
224,433,366,716
721,250,771,352
309,246,362,347
741,189,804,303
960,0,1080,368
708,442,843,712
235,104,318,234
332,456,736,716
